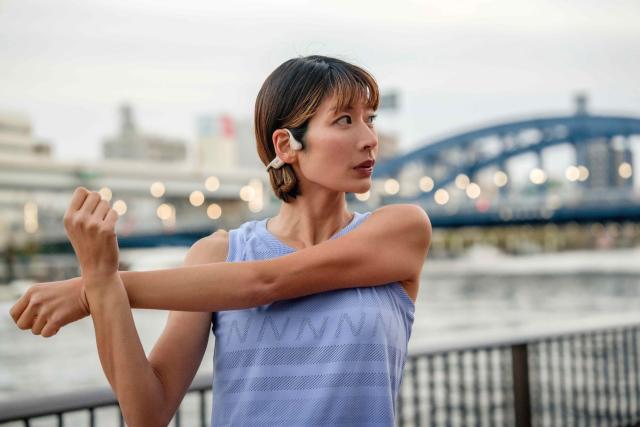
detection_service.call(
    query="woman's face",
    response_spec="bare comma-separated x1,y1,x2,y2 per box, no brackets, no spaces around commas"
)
294,93,378,195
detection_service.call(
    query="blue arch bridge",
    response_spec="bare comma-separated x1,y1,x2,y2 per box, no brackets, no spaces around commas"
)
356,95,640,228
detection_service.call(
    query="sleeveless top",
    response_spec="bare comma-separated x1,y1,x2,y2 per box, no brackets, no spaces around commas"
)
210,211,415,426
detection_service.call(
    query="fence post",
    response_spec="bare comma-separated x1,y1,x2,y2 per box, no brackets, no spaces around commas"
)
511,343,532,427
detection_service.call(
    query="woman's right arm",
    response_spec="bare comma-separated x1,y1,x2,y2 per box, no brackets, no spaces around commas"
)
144,231,228,424
87,231,227,427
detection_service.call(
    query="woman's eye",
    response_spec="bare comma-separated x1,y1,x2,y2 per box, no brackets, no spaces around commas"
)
337,116,352,125
367,114,377,125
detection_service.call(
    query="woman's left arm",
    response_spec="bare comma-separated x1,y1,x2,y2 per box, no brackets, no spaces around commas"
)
122,204,430,312
268,204,430,301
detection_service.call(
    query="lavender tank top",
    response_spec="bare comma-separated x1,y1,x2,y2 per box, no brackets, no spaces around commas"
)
210,211,415,426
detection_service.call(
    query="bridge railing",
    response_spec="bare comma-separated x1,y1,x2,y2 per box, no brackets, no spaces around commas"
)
1,319,639,427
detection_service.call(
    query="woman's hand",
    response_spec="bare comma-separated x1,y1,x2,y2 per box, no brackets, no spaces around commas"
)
9,277,90,337
63,187,120,284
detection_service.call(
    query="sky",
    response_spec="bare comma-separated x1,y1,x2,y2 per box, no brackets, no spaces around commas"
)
1,0,639,161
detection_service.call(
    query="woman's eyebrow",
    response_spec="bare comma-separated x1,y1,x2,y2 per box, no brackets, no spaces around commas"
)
328,105,353,115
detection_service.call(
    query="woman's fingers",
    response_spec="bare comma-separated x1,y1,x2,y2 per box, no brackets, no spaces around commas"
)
9,294,29,323
10,278,89,337
61,187,121,284
92,200,111,221
31,313,47,335
15,304,38,330
40,323,60,338
104,209,118,229
67,187,90,212
80,191,101,216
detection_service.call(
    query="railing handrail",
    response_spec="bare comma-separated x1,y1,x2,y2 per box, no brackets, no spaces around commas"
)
0,374,212,423
408,315,640,355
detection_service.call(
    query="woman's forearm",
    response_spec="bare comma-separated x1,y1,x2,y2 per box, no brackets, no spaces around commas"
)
85,275,168,427
119,260,276,312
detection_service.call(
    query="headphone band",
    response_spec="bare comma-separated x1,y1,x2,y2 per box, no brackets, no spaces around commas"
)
266,129,303,170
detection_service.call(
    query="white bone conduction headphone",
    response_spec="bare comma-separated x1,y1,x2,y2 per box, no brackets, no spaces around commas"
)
266,129,303,170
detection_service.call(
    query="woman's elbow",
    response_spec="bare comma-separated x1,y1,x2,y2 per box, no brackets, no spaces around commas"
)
421,211,433,255
404,204,432,256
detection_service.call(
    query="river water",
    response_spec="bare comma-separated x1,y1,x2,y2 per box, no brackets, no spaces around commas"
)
1,247,639,418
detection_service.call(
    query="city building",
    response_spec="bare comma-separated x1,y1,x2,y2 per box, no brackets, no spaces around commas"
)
573,95,634,189
0,110,52,158
196,113,238,170
234,118,264,169
102,104,187,163
376,90,401,160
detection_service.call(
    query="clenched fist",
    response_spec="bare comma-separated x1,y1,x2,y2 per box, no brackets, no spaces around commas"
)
63,187,120,283
9,277,90,337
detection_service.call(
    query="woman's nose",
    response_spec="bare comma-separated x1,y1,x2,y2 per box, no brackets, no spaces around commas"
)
360,126,378,151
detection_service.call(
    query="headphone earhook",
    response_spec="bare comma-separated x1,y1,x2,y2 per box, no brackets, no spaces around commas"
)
266,129,303,170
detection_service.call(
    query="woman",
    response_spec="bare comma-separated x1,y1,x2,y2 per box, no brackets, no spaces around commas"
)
10,55,431,426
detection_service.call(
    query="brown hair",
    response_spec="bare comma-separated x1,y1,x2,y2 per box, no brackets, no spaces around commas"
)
254,55,379,202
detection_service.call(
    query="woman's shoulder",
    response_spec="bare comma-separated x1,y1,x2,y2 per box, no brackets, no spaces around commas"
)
199,219,266,262
186,229,230,263
368,204,431,233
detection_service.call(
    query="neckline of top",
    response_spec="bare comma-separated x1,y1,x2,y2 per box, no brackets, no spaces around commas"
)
259,212,363,253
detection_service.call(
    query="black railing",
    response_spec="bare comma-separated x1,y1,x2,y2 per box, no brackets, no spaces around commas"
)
396,319,640,427
0,375,212,427
2,320,639,427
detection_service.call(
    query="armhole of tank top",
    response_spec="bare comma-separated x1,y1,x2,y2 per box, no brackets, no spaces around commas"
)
213,227,243,330
224,229,233,263
224,227,245,263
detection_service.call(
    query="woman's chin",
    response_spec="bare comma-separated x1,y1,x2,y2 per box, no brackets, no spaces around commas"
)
348,183,372,195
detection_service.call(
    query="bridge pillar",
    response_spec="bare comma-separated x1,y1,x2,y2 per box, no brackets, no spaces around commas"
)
607,138,634,189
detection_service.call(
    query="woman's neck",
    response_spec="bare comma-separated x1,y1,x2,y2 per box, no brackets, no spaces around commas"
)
267,189,353,249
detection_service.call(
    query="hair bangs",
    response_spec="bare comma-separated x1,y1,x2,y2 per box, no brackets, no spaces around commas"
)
329,65,379,113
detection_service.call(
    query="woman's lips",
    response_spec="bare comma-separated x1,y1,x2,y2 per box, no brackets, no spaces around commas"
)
354,166,374,176
355,160,375,168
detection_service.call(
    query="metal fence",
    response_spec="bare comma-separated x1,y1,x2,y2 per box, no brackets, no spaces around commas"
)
2,322,639,427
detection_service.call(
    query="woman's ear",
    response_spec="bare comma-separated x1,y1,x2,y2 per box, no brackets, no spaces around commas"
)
272,129,300,164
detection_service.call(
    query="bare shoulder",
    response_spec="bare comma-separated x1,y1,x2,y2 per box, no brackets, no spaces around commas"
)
184,229,229,264
370,204,432,239
372,203,430,221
